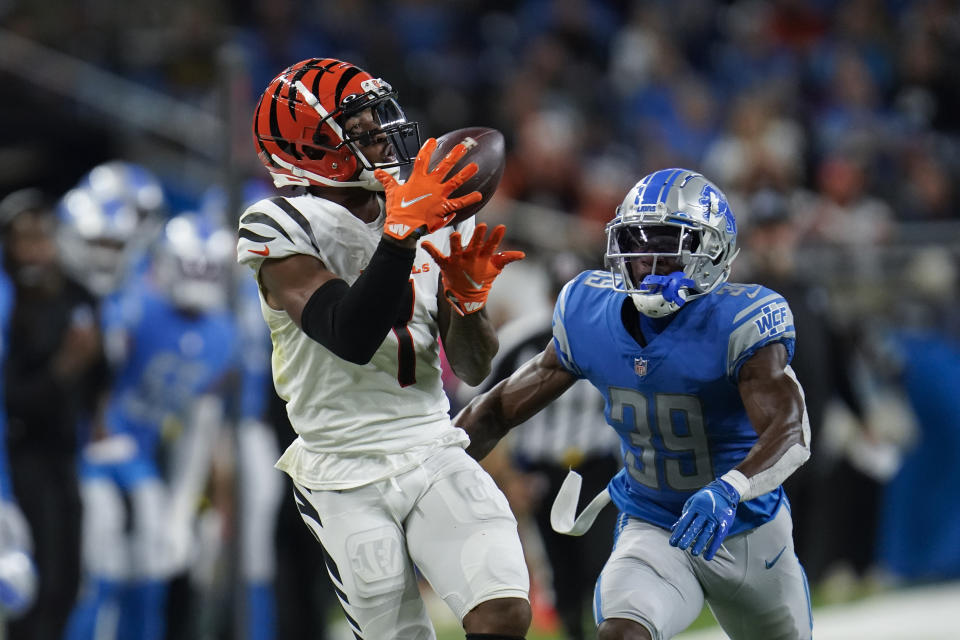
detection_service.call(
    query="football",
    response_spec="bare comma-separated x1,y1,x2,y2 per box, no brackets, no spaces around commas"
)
428,127,506,224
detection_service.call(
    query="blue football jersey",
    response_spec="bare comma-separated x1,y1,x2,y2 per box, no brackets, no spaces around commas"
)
552,270,796,534
0,269,13,501
102,283,238,458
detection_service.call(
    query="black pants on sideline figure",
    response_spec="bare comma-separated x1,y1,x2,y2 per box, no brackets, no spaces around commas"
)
8,452,82,640
528,455,620,640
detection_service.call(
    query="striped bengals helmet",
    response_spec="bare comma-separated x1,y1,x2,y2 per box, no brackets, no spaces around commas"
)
252,58,421,190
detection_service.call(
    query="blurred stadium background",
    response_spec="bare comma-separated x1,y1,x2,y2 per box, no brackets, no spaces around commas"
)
2,0,959,638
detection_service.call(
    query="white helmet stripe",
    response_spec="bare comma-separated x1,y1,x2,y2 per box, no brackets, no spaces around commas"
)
294,80,346,140
268,155,387,190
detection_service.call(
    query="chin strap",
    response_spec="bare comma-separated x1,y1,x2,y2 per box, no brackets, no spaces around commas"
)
269,157,394,190
550,470,612,536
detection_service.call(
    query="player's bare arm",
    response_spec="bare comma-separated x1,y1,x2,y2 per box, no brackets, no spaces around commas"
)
672,341,810,559
728,341,811,499
258,253,337,316
455,341,577,461
437,295,498,385
425,222,525,385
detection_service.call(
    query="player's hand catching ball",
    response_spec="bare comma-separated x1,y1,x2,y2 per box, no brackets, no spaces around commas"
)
422,223,525,315
375,138,482,241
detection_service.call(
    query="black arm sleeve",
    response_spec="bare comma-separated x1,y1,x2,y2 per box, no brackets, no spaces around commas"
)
300,238,416,364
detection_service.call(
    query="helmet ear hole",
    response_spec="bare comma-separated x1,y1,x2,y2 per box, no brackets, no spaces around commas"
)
311,130,332,147
304,129,337,160
701,231,725,264
302,146,327,160
276,139,296,156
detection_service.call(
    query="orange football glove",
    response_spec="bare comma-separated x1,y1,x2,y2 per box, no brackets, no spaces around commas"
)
374,138,483,241
422,223,526,315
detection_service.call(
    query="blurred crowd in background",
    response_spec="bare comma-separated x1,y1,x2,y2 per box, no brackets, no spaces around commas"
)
0,0,959,639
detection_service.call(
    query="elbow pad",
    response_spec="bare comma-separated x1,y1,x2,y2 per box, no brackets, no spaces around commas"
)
722,444,810,503
299,239,416,364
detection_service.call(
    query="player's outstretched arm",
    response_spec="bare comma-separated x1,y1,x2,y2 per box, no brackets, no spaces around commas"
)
454,341,576,461
436,299,498,387
669,342,810,560
426,223,525,385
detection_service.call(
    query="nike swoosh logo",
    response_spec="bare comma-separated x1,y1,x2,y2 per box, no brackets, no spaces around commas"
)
462,271,483,290
400,193,432,208
248,245,270,256
765,546,787,569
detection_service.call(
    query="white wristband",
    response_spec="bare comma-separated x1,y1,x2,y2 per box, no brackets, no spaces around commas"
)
720,470,750,502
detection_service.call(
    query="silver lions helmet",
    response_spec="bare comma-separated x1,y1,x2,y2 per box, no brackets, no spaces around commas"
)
153,212,234,314
606,168,739,317
56,161,166,297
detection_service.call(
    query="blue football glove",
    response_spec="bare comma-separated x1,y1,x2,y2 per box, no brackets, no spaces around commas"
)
669,479,740,561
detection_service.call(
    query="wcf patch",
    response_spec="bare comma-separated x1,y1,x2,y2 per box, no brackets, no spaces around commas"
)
754,301,790,337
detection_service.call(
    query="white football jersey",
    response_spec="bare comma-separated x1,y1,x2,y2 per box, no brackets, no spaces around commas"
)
237,193,473,489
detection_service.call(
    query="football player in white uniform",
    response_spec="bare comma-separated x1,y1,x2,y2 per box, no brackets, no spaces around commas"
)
237,58,531,640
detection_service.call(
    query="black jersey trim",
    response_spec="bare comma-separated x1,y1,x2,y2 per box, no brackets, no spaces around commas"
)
269,197,320,253
240,211,294,242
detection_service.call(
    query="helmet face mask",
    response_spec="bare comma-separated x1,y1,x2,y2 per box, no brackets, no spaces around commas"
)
253,59,422,190
337,85,421,170
605,169,739,317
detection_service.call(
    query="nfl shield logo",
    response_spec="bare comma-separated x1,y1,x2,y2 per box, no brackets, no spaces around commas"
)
634,357,648,377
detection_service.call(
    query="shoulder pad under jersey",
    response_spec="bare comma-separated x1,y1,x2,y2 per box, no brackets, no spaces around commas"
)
237,196,321,271
715,283,796,379
551,270,603,377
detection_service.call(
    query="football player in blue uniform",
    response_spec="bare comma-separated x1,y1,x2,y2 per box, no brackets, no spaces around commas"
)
65,212,237,640
57,160,163,640
456,169,813,640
